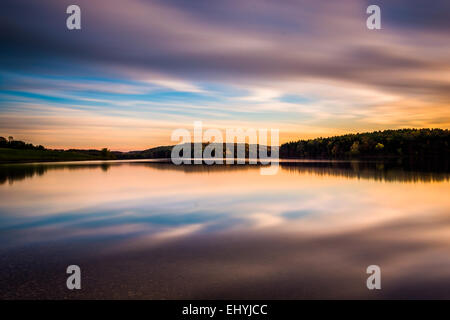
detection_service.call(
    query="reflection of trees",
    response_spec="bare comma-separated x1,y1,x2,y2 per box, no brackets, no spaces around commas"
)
0,159,448,185
101,163,111,172
136,162,259,174
0,164,48,185
0,163,111,185
280,160,450,183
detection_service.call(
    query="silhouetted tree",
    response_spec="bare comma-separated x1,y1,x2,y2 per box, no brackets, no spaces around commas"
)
280,129,450,159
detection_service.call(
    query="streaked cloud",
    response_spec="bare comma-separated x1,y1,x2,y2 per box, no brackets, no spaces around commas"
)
0,0,449,149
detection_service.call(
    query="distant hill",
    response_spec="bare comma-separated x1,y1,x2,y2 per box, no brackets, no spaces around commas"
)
113,145,173,159
114,143,275,160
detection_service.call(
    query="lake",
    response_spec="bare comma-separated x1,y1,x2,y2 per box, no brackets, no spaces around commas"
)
0,159,449,299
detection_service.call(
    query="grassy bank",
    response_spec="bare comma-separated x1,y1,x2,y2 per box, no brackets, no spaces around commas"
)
0,148,109,163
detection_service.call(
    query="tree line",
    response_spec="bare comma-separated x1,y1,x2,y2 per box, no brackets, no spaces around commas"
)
0,136,45,150
279,129,450,159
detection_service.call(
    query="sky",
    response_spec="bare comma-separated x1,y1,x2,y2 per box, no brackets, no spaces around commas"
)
0,0,449,151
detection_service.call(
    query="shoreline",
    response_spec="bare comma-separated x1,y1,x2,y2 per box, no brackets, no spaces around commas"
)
0,156,446,166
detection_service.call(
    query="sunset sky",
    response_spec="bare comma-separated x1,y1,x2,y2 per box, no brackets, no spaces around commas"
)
1,0,449,151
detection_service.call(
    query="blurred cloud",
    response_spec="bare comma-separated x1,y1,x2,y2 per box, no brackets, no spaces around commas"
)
0,0,449,149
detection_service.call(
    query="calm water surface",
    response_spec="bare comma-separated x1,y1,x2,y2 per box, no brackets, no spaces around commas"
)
0,160,449,299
